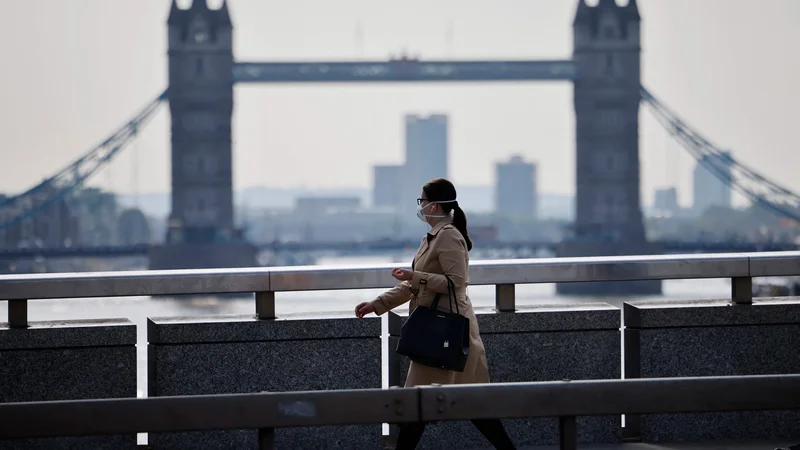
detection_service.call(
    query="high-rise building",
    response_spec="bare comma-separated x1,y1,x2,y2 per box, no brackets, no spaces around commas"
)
372,164,404,210
693,151,733,215
404,114,448,214
495,155,537,219
654,187,679,215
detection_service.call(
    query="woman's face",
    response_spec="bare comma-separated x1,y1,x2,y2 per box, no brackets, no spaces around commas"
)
417,191,438,215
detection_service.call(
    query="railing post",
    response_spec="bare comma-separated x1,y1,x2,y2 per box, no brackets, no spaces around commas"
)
8,299,28,328
732,277,753,305
622,314,642,441
387,312,404,448
258,427,275,450
559,416,577,450
495,284,516,312
256,291,276,319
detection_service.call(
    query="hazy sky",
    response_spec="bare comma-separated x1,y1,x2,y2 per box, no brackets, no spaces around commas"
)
0,0,798,208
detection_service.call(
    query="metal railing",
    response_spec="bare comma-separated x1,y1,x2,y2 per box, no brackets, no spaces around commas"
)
2,251,800,327
2,252,800,448
0,375,798,450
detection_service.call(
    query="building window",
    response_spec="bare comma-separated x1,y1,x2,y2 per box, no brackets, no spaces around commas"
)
193,29,209,44
182,113,216,132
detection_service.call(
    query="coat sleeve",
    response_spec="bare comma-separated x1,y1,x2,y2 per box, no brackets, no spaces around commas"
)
371,281,413,316
410,228,468,294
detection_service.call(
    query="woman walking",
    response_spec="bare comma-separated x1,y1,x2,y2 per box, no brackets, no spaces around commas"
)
355,178,516,450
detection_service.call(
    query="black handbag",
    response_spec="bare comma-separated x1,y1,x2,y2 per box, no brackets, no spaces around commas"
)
395,276,470,372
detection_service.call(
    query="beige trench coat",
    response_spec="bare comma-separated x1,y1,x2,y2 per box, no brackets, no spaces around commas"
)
371,217,491,387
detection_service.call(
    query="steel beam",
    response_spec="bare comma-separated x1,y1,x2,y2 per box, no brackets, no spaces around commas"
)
233,60,576,84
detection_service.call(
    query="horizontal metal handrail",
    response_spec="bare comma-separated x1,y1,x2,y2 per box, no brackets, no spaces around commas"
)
0,375,798,446
2,251,799,327
420,374,800,420
1,251,798,300
0,267,273,300
0,388,418,440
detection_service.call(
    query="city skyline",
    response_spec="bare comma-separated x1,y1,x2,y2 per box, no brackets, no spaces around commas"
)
0,0,798,210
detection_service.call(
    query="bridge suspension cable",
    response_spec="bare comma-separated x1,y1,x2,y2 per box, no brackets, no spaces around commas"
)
641,87,800,223
3,86,797,234
0,91,168,231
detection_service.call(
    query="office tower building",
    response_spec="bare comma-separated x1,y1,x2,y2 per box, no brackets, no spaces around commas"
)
693,151,733,214
654,187,679,215
404,114,448,214
372,164,404,210
495,155,537,219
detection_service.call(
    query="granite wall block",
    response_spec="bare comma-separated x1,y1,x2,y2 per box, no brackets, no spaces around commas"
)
624,298,800,442
147,313,382,449
388,303,623,449
0,319,137,450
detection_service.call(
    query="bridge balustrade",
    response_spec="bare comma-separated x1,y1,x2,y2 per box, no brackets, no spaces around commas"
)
1,251,800,449
1,375,799,450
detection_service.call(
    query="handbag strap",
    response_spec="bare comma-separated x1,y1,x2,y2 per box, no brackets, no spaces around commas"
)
426,276,461,315
430,292,442,310
445,275,460,315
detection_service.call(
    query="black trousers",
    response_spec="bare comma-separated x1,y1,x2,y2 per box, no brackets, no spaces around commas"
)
395,419,516,450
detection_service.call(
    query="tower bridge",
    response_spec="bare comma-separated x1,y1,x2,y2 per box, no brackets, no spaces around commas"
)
162,0,650,293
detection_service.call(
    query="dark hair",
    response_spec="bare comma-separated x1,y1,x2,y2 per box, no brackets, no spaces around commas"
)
422,178,473,251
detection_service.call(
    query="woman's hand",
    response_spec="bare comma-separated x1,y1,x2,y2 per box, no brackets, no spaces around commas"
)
392,268,413,281
354,301,376,318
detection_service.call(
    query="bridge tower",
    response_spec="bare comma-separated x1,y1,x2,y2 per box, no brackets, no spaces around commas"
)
150,0,256,269
557,0,662,295
166,0,234,240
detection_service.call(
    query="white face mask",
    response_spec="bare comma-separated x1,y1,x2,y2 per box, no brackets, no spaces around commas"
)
416,200,455,224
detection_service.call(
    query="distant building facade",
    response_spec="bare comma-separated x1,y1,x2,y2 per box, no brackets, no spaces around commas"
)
118,208,152,245
372,164,404,210
69,188,119,246
495,155,537,219
693,151,733,214
0,188,78,250
404,114,448,214
371,114,449,217
654,187,679,215
294,197,361,216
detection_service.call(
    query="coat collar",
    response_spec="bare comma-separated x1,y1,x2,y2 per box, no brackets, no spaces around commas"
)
426,215,453,242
